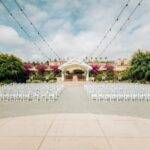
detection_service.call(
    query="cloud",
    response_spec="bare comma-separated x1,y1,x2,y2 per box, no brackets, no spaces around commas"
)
0,0,149,61
24,4,48,25
0,25,25,46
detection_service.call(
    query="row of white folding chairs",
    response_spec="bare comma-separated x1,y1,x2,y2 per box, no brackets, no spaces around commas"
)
0,83,64,102
1,87,64,94
84,83,150,89
0,90,63,102
89,93,150,101
1,83,63,91
0,93,56,101
84,85,150,93
1,85,64,93
84,83,150,101
84,87,150,96
86,89,149,94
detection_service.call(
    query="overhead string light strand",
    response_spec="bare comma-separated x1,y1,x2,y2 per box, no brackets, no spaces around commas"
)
99,0,143,56
14,0,60,60
0,0,50,60
88,0,131,58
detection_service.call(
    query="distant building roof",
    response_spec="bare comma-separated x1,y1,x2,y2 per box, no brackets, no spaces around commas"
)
59,59,92,71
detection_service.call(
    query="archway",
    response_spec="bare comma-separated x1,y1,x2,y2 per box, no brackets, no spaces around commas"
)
59,59,92,82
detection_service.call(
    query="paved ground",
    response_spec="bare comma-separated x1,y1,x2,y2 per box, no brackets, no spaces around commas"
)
1,113,150,150
0,84,150,150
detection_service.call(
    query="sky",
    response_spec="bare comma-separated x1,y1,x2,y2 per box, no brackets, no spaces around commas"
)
0,0,149,61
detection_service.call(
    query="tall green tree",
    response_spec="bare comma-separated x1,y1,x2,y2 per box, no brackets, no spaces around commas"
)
129,50,150,81
0,53,24,83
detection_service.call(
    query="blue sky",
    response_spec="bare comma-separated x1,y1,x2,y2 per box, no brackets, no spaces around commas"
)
0,0,149,61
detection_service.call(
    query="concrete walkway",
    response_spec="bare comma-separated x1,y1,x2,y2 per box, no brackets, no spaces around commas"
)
1,113,150,150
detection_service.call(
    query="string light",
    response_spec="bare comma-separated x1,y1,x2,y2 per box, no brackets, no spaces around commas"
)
14,0,60,60
0,0,50,60
99,0,143,57
88,0,131,58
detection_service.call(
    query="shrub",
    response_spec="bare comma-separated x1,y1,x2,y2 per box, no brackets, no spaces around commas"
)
106,72,115,80
36,64,47,75
50,65,61,77
105,64,115,80
90,65,100,77
2,79,14,84
45,72,55,82
120,69,130,81
29,73,44,82
96,74,103,81
29,71,57,83
145,71,150,81
129,50,150,81
0,53,24,83
23,63,32,80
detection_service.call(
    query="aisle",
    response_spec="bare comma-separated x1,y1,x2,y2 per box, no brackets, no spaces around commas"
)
54,84,92,113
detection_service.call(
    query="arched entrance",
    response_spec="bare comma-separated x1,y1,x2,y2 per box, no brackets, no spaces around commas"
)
59,59,92,82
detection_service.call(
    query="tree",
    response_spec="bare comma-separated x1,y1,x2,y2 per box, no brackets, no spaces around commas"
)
145,71,150,81
129,50,150,81
0,53,24,83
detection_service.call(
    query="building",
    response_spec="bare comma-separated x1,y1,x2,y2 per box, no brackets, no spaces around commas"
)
29,58,130,81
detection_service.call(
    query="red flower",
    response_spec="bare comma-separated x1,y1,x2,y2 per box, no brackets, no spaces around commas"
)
90,65,100,75
36,64,47,75
23,63,32,77
50,65,61,76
